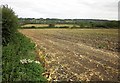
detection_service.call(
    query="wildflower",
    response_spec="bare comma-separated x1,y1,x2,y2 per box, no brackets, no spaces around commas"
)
20,59,40,64
20,59,31,64
28,59,33,63
35,61,40,64
20,60,24,64
23,59,27,64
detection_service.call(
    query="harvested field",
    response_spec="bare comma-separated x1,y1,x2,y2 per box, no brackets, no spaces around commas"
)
19,29,119,81
21,24,49,27
21,24,79,28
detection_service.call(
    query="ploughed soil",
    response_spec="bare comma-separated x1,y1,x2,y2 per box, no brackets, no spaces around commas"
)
19,29,119,81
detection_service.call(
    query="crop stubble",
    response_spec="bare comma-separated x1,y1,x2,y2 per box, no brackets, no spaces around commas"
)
19,29,119,81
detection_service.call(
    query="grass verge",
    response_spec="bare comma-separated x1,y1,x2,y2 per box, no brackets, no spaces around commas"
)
2,32,47,82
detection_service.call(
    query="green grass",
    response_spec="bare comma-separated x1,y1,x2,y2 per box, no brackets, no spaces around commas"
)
2,32,47,82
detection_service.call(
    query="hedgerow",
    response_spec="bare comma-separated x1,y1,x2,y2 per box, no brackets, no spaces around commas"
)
2,5,47,82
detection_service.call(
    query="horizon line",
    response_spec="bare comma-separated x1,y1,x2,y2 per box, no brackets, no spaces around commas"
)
18,17,118,21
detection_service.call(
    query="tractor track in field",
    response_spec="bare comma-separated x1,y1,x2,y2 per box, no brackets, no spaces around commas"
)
19,29,119,82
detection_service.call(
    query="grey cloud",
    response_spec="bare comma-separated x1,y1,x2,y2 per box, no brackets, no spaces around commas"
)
1,0,118,20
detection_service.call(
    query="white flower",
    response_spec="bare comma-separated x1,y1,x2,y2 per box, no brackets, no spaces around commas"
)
20,59,29,64
20,59,24,64
35,61,40,64
20,59,40,64
28,59,33,63
23,59,27,64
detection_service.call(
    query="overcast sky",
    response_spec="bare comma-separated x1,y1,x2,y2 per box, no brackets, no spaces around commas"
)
1,0,119,20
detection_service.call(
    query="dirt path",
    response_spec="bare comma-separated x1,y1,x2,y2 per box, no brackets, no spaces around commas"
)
19,29,119,81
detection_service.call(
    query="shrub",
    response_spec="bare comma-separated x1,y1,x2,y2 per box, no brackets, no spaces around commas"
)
31,26,36,28
49,24,55,28
2,5,47,82
2,5,18,45
59,26,69,28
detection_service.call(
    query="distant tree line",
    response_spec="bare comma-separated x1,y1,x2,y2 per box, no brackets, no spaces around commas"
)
19,18,118,28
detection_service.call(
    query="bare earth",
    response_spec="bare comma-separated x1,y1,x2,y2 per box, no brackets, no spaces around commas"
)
19,29,119,81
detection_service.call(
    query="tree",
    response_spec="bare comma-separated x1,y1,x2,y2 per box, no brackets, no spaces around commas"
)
49,24,55,28
79,22,85,28
2,5,18,45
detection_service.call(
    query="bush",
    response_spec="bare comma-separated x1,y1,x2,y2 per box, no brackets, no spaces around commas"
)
31,26,36,28
59,26,69,28
49,24,55,28
2,5,18,45
2,5,47,82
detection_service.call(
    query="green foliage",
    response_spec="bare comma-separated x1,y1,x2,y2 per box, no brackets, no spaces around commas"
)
19,18,118,29
2,5,18,45
19,61,46,81
31,26,36,28
49,24,55,28
2,33,47,82
59,26,69,28
11,32,36,59
79,22,85,28
2,5,47,82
